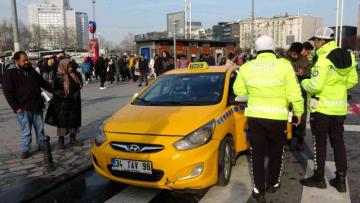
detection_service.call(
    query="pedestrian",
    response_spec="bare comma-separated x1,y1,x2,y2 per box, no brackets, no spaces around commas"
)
207,55,216,66
119,54,129,81
107,57,115,84
161,51,174,73
285,42,310,151
301,41,315,66
81,57,92,85
114,56,121,82
300,27,358,192
138,55,149,87
148,55,157,79
128,55,136,82
96,56,107,89
225,53,236,67
234,55,244,66
233,36,304,202
219,57,227,66
45,58,83,149
153,54,162,76
2,51,53,159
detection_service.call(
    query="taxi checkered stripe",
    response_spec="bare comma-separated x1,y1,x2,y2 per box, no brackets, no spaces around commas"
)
216,104,246,125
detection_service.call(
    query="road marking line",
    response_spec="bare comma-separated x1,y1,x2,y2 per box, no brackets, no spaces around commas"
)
306,124,360,132
105,186,162,203
200,155,253,203
301,160,351,203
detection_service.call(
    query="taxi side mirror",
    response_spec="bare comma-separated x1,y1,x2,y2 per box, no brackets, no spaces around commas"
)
131,92,139,103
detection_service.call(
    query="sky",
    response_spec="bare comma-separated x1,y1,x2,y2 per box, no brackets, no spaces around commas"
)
0,0,359,43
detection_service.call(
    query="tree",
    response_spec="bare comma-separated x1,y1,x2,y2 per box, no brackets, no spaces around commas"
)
0,20,14,52
119,33,136,54
19,21,32,50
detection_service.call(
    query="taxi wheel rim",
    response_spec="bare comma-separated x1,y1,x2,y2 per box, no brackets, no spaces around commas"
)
224,143,231,179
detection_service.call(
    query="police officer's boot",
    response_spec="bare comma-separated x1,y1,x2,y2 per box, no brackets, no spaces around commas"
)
70,134,83,147
251,190,266,203
300,170,326,189
329,171,347,193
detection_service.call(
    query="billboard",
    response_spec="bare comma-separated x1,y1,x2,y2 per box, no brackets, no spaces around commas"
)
167,12,185,37
88,38,99,62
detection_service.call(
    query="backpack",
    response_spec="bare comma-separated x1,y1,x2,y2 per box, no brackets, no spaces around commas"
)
81,61,90,73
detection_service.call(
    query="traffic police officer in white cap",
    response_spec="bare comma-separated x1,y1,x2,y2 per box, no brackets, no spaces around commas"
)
233,35,304,202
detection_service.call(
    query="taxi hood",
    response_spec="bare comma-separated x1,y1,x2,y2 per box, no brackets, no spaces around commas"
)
104,104,222,136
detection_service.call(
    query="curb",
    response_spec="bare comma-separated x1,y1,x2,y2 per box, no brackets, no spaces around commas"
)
0,143,94,203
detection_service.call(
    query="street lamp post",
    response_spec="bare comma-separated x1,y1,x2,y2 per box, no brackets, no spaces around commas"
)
250,0,255,54
92,0,96,39
10,0,20,51
173,22,177,69
339,0,344,48
335,0,340,45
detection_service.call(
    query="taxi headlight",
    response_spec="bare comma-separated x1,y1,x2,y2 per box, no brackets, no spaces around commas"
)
95,124,106,146
174,120,215,151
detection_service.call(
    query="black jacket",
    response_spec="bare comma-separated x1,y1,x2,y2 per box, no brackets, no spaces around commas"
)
45,73,82,128
2,63,53,113
95,57,106,75
139,59,149,72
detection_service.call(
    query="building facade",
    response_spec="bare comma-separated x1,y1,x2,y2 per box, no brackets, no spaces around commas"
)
238,15,323,49
28,0,89,50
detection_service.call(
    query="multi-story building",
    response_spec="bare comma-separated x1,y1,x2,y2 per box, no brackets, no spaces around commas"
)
238,14,323,49
212,22,239,40
28,0,89,50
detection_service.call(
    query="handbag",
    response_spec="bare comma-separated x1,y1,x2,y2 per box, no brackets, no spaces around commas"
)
44,98,58,126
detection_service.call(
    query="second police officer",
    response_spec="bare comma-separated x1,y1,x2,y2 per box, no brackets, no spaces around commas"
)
300,27,358,192
233,35,304,203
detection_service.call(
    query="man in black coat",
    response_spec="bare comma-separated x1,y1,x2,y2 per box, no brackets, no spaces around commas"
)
138,55,149,87
95,56,107,89
2,51,53,159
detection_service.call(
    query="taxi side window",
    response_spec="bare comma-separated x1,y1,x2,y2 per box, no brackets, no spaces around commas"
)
227,70,238,106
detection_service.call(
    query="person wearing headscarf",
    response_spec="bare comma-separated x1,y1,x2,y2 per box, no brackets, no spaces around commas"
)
45,58,83,149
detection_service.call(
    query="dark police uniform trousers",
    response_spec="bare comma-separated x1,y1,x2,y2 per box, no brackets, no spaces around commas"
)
310,112,347,173
248,117,287,192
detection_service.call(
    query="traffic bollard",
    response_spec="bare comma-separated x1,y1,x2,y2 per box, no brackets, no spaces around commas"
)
43,135,56,173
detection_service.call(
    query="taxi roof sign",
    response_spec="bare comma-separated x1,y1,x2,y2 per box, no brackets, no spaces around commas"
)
188,62,209,70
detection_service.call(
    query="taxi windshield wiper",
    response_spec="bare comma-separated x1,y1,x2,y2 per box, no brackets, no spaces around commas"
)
155,101,208,106
135,98,162,106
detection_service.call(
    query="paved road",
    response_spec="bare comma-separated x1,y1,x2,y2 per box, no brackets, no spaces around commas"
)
1,77,359,203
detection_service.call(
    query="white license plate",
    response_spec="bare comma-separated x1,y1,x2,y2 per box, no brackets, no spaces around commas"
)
111,159,152,174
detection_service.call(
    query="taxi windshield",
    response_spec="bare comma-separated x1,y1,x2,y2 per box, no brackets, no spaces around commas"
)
133,73,225,106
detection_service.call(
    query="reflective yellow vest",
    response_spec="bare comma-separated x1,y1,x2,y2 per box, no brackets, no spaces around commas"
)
233,52,304,120
301,41,358,116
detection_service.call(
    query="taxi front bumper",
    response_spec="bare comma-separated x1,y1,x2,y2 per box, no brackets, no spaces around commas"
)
91,132,220,190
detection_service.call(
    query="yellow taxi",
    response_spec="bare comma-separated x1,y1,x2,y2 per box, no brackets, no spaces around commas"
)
91,62,292,190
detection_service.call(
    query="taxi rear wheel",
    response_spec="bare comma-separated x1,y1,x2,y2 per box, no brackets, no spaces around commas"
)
217,136,234,186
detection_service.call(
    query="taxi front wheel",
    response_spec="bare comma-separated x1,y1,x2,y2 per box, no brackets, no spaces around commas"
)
217,136,234,186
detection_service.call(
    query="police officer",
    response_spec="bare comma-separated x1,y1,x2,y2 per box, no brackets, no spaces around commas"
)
300,27,358,192
233,35,304,202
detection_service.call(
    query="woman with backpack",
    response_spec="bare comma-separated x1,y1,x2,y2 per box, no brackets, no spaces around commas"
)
81,57,92,85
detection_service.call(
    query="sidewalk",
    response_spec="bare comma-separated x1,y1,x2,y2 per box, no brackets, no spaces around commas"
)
0,139,93,203
0,81,139,203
